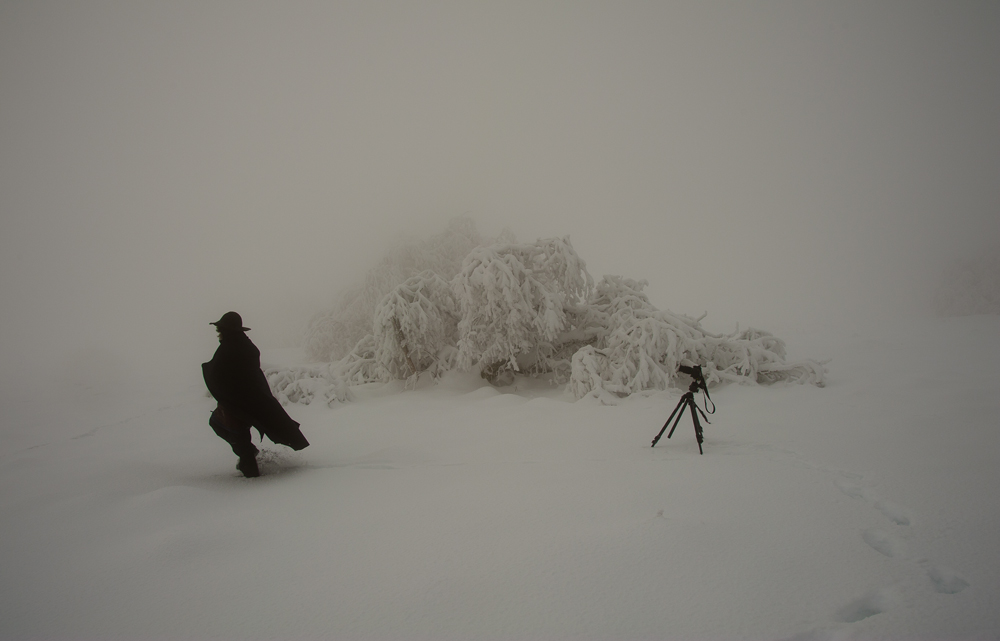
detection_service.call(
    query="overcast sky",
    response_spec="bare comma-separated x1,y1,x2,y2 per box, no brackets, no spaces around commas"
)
1,1,997,382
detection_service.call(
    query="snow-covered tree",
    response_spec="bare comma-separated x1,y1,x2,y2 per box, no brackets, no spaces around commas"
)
370,271,460,380
452,236,594,384
277,217,827,404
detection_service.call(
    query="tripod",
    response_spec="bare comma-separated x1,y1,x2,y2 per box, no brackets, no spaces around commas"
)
651,365,716,454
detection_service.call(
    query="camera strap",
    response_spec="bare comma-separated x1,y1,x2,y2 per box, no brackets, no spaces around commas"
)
700,388,716,416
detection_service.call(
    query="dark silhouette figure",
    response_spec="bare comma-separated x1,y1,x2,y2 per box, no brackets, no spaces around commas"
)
202,312,309,477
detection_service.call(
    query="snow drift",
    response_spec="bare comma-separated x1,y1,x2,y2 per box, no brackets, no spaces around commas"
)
2,314,998,640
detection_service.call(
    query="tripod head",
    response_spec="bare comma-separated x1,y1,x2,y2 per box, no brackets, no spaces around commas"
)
678,364,708,394
678,363,715,416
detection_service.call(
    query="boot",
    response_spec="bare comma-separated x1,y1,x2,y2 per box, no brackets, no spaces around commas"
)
236,454,260,478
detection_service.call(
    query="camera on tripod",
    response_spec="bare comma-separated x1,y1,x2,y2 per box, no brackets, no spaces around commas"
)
678,364,707,392
651,362,716,454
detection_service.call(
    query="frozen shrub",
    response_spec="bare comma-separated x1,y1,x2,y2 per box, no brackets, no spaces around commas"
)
265,364,353,407
370,271,460,379
569,276,707,400
707,328,827,386
338,334,381,385
298,218,826,400
569,276,826,403
453,236,594,383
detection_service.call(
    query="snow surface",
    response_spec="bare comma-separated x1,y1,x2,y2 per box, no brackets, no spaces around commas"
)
2,314,998,640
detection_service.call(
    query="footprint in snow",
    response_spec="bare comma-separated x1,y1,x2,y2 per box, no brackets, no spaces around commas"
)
922,561,970,594
834,479,911,526
862,527,906,558
834,478,872,502
788,472,967,639
873,498,911,526
835,476,971,600
835,586,900,623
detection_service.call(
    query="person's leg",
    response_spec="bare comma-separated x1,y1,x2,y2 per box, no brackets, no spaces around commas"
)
210,406,259,476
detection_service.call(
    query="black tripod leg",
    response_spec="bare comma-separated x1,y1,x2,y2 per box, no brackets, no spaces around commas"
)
667,392,694,438
689,398,704,455
667,401,688,440
652,398,685,447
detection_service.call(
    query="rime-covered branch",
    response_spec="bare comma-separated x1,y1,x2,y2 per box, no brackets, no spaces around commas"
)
370,271,460,380
569,276,827,403
265,364,353,407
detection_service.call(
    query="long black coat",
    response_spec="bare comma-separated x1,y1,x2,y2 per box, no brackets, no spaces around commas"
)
202,330,309,450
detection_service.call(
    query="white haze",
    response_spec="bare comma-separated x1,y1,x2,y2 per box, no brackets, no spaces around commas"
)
1,1,998,392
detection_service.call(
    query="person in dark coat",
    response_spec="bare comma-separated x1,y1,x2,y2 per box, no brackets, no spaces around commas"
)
203,311,309,477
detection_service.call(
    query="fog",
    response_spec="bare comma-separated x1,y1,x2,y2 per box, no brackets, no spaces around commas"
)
1,1,997,387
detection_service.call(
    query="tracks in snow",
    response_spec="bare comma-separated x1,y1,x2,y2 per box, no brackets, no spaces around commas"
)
738,444,971,639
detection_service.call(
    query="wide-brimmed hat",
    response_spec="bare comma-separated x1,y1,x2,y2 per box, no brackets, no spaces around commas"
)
210,311,250,331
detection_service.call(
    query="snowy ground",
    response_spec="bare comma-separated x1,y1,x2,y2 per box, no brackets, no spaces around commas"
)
1,314,998,640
